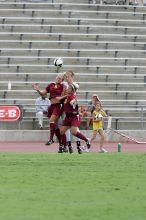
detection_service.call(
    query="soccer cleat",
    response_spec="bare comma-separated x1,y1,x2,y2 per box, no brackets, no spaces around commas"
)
45,139,54,145
81,146,89,153
68,145,73,154
86,139,91,149
58,145,64,153
77,146,82,154
99,148,108,153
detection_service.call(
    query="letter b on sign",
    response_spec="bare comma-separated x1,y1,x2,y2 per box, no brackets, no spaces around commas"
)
0,106,21,121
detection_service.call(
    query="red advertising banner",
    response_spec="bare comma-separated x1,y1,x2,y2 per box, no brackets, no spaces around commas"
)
0,106,21,121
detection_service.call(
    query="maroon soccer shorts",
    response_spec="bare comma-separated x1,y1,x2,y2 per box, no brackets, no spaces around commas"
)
62,114,80,127
47,104,63,118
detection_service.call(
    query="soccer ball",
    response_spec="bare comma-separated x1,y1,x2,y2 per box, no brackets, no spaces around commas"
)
98,113,103,119
96,113,103,120
73,82,79,90
54,58,63,67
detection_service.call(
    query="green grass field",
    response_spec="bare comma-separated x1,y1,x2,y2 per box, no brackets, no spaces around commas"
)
0,153,146,220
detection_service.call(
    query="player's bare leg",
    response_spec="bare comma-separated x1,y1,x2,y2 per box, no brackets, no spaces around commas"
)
98,129,107,153
91,130,97,142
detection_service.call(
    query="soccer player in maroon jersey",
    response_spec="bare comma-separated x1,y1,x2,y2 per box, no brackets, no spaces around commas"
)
63,70,82,152
32,73,67,145
58,84,90,154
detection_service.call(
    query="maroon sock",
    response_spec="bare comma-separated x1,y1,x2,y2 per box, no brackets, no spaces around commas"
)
49,123,55,141
61,134,67,148
74,132,88,142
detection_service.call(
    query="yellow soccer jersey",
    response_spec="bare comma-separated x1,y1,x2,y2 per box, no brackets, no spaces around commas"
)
93,110,103,131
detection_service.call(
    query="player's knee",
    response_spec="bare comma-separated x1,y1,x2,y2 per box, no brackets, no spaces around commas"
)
60,129,65,135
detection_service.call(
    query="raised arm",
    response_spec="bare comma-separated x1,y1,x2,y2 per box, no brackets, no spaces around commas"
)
100,109,107,117
32,84,47,96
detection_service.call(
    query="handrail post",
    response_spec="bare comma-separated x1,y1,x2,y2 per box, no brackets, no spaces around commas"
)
140,106,144,130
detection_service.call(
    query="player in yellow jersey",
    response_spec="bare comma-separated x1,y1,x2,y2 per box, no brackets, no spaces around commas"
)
91,102,108,153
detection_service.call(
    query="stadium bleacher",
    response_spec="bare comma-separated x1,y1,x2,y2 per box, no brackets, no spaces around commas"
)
0,0,146,131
